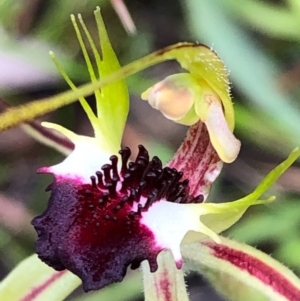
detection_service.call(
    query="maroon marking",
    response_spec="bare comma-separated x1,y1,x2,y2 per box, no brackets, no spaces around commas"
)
20,271,66,301
168,121,220,197
27,121,74,151
154,42,208,57
157,270,172,301
0,98,74,151
206,242,300,301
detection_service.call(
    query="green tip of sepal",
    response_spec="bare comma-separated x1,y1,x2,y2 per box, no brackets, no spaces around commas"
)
241,147,300,203
94,7,129,142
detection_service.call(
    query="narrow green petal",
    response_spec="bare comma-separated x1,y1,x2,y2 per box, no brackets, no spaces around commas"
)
71,14,98,83
77,14,102,75
49,51,100,134
182,237,300,301
71,13,104,133
0,254,80,301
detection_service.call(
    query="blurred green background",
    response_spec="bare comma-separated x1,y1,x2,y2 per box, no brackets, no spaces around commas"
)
0,0,300,300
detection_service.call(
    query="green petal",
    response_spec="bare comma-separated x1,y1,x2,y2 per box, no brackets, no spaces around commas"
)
0,254,80,301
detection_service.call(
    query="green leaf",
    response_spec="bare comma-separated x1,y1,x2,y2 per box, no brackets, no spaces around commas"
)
225,0,300,40
227,0,300,41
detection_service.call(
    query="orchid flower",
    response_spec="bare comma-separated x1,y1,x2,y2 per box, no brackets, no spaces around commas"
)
1,7,300,301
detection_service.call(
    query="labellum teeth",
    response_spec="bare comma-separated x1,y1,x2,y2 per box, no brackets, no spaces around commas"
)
32,145,204,291
119,147,131,176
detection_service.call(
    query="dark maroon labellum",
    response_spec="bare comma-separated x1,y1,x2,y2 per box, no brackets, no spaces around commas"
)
32,145,203,291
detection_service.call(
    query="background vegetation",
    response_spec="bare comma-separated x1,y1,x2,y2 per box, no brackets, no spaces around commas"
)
0,0,300,300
